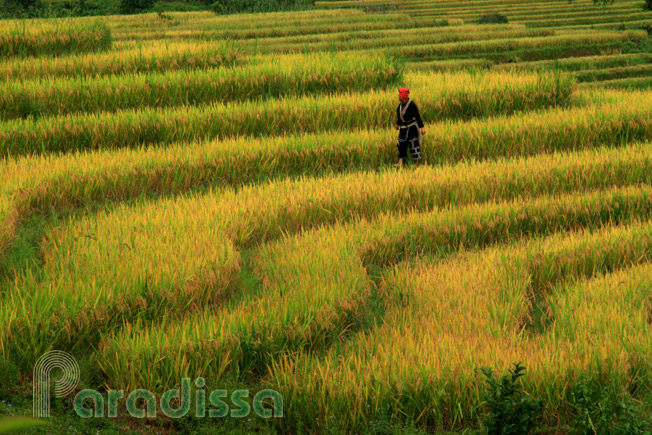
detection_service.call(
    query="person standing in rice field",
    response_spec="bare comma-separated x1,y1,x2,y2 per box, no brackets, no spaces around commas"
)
395,87,426,168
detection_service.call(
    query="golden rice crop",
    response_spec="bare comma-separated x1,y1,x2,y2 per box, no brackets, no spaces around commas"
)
587,76,652,90
2,87,650,271
4,136,652,376
518,13,651,28
270,220,652,430
0,52,400,120
492,53,652,73
0,11,206,29
0,9,358,36
105,8,363,33
111,13,448,41
324,0,642,25
558,19,652,31
318,0,639,12
422,89,652,162
402,0,641,17
386,30,645,60
573,64,652,83
428,7,644,22
493,5,645,20
3,0,652,430
0,201,17,263
94,185,652,393
234,23,526,47
0,41,243,82
0,106,650,270
407,58,493,72
0,70,572,156
192,14,452,38
0,21,112,58
241,27,554,54
0,126,651,260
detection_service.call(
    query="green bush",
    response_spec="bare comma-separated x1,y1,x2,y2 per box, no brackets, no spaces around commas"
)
153,0,206,11
570,378,651,435
641,22,652,35
120,0,155,13
45,0,121,17
0,0,43,18
0,360,19,391
480,362,543,435
478,12,509,24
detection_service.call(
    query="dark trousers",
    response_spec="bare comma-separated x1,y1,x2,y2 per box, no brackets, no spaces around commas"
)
397,125,422,160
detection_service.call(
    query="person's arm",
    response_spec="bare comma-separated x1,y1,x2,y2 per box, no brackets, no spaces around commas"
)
395,105,400,130
413,103,426,134
413,104,424,128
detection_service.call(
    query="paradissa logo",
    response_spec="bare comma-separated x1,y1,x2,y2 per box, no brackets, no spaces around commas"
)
74,378,283,419
34,351,283,419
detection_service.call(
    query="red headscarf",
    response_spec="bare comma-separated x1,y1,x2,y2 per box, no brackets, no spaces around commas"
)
398,88,409,98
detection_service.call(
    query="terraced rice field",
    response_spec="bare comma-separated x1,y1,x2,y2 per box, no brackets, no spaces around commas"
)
2,0,652,433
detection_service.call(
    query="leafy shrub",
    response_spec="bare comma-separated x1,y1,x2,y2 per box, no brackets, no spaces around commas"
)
641,22,652,35
0,360,19,391
478,12,509,24
480,362,543,435
570,378,651,435
50,0,121,16
644,0,652,11
153,0,206,11
0,0,43,17
120,0,155,13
